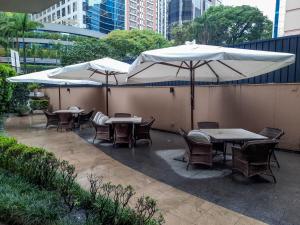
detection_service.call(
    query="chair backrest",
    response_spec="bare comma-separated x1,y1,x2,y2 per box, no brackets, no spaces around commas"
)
241,140,279,163
114,113,131,118
85,110,95,118
43,110,57,118
114,123,133,138
197,121,219,129
259,127,284,140
68,106,80,110
58,113,73,123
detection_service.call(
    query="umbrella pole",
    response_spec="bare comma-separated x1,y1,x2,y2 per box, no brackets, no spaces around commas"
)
106,73,109,116
58,86,61,110
189,61,194,130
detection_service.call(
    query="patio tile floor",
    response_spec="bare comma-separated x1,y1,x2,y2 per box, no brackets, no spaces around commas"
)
5,115,300,225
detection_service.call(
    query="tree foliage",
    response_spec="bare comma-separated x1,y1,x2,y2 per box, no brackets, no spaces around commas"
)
0,65,16,114
171,5,273,45
61,29,172,65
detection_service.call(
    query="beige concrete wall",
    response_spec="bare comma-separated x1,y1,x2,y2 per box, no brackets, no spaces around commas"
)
43,84,300,151
284,0,300,35
42,87,105,113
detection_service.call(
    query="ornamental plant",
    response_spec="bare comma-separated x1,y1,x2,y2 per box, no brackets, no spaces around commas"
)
0,65,16,115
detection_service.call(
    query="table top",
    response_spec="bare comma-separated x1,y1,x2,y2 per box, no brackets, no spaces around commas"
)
53,109,85,114
199,128,267,141
105,117,142,124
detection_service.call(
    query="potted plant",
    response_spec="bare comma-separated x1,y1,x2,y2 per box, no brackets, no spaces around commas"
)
28,83,42,97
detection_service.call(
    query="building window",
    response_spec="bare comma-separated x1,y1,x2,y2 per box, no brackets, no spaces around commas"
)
52,13,55,20
62,8,66,17
83,15,86,24
48,15,51,22
43,10,46,15
52,5,55,10
67,5,71,14
47,8,51,12
43,17,46,22
57,2,60,7
147,20,153,26
57,10,61,19
62,0,65,4
73,2,77,12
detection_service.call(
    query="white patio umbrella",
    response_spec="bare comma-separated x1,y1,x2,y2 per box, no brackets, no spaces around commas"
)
49,57,130,115
128,44,296,129
7,69,101,109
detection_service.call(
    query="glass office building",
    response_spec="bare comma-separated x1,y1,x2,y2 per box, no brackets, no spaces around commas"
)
168,0,220,37
84,0,125,34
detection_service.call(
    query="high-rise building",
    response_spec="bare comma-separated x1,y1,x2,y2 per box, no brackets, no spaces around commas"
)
125,0,158,32
32,0,125,34
84,0,125,34
157,0,168,38
31,0,86,28
168,0,221,37
283,0,300,36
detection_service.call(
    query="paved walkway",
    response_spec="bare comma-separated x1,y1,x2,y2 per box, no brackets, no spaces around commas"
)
5,115,265,225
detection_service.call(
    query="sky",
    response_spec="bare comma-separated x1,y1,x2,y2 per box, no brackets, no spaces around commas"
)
222,0,277,22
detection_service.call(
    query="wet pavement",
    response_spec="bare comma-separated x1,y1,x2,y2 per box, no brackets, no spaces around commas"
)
5,115,300,225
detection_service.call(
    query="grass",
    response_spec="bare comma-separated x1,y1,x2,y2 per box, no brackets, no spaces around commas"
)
0,169,62,225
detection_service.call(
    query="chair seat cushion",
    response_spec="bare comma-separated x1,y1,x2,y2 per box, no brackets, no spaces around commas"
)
98,116,109,125
188,130,211,143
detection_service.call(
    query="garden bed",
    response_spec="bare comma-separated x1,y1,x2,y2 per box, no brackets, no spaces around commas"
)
0,136,164,225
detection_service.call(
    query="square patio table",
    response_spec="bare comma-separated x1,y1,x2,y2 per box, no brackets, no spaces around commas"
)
199,128,267,163
53,109,85,114
105,117,142,124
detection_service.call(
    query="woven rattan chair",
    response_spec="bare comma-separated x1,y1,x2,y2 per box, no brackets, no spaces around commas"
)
113,123,133,148
232,140,279,183
57,113,73,132
259,127,284,168
179,128,213,170
197,121,224,156
44,110,58,128
78,110,94,129
134,117,155,145
92,120,112,143
114,113,132,118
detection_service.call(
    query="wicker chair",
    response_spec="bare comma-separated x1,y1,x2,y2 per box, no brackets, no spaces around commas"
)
179,128,213,170
57,113,73,132
113,123,133,148
114,113,132,118
197,121,219,129
92,120,112,143
197,121,224,156
259,127,284,168
134,117,155,145
232,140,279,183
44,110,59,128
78,110,94,129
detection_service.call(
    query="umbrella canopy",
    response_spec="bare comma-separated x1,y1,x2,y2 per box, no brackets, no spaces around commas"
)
49,57,130,85
128,44,296,129
7,69,101,110
7,69,101,86
49,57,130,115
128,44,295,83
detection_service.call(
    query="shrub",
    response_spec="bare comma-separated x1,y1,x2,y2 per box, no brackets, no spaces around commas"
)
30,99,49,110
0,136,165,225
0,169,62,225
0,65,16,115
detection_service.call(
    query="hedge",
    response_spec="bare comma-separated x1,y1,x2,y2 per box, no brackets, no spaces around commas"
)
0,135,164,225
30,99,49,110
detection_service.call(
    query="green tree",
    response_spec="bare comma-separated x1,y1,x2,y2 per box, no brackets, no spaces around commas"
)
171,5,273,45
0,65,16,115
61,29,172,65
104,29,172,61
10,13,42,73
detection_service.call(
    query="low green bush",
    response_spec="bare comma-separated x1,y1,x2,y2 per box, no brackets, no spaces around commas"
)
0,169,62,225
0,135,164,225
30,99,49,110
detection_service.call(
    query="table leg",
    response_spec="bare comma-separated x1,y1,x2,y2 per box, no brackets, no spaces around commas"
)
223,142,227,164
